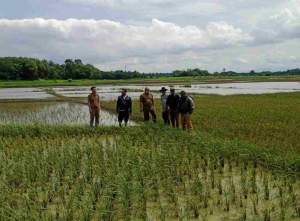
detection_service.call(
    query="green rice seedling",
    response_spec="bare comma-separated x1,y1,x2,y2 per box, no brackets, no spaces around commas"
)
241,172,248,199
158,201,166,221
191,175,203,200
250,168,257,194
210,165,215,189
224,192,230,212
217,177,223,195
229,177,236,204
263,175,270,201
263,208,271,221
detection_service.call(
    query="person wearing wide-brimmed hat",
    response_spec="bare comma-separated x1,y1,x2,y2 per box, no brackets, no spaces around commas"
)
167,87,180,128
160,87,170,125
178,90,194,130
140,87,157,122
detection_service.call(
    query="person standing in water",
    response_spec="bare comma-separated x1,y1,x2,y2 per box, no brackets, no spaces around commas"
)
160,87,170,125
140,87,157,122
116,89,132,127
88,86,101,127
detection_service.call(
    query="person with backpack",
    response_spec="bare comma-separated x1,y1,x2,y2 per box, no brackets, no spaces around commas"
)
167,87,180,128
88,86,101,127
140,87,157,122
178,90,195,130
116,88,132,127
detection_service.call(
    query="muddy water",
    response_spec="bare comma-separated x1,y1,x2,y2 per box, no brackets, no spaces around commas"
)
52,81,300,99
0,102,133,126
0,87,54,99
0,82,299,100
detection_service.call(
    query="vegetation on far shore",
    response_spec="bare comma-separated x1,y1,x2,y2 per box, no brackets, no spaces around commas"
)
1,75,300,88
0,57,299,84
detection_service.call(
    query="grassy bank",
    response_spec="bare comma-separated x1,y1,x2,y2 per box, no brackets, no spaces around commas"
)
0,75,299,88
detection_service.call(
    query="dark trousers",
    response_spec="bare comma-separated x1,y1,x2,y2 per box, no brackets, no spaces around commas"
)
90,108,100,127
162,110,170,125
118,111,130,126
144,109,156,122
169,109,179,128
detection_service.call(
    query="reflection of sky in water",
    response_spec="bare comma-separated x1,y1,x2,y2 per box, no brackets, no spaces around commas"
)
0,102,133,126
0,88,54,99
0,82,299,100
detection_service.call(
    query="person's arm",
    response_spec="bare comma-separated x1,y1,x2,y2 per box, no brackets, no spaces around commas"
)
98,95,101,110
189,97,195,114
151,94,155,110
116,97,120,113
140,95,143,112
87,95,92,112
129,97,132,114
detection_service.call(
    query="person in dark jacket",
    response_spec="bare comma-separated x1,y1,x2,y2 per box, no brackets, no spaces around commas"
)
166,87,180,128
178,90,195,130
116,89,132,127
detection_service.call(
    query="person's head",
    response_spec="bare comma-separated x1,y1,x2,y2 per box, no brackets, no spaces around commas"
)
121,88,127,96
160,87,167,95
91,86,97,94
170,87,175,95
144,87,150,95
180,90,187,98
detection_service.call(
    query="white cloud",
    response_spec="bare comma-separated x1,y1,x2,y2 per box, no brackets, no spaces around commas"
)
0,18,252,71
0,0,299,72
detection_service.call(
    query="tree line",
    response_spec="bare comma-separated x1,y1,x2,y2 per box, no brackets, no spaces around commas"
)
0,57,299,80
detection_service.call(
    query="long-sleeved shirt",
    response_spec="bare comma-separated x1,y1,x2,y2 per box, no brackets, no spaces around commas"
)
140,93,155,111
167,94,180,110
161,94,168,112
116,95,132,113
88,93,100,109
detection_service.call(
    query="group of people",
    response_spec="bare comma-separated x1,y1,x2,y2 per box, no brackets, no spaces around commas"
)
88,86,195,130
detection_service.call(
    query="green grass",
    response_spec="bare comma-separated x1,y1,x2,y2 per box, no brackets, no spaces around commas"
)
0,75,299,88
102,92,300,152
1,92,300,220
1,125,300,220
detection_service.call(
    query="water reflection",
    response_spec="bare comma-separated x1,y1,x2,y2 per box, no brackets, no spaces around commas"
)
0,102,130,126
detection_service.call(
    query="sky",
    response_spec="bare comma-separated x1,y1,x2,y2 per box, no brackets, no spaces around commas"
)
0,0,299,73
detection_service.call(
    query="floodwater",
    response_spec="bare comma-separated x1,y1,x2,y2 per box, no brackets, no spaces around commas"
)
0,88,54,99
52,82,300,99
0,82,299,100
0,102,128,126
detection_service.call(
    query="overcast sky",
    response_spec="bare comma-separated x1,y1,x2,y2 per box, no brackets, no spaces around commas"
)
0,0,299,72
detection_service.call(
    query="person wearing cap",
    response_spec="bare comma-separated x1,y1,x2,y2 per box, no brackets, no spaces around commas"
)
140,87,156,122
88,86,101,127
167,87,180,128
116,88,132,127
178,90,195,130
160,87,170,125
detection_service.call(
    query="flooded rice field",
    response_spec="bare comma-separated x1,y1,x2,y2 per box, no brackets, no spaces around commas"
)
0,82,299,100
0,87,54,99
0,102,123,126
